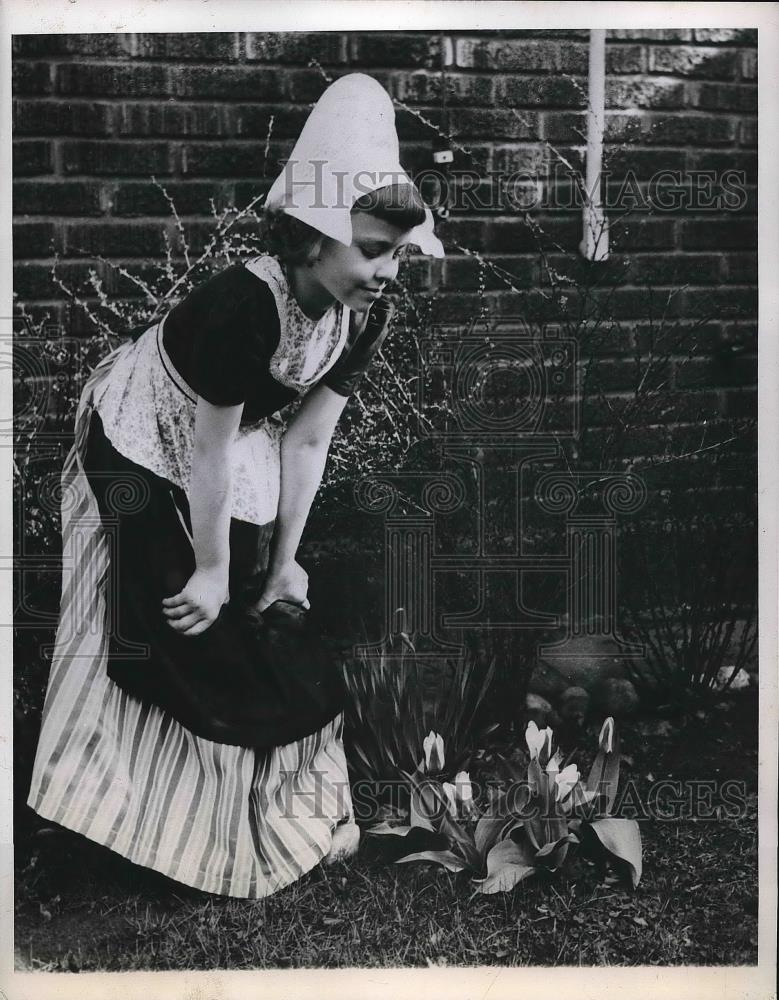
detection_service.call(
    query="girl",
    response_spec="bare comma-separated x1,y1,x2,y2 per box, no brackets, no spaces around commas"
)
26,73,445,898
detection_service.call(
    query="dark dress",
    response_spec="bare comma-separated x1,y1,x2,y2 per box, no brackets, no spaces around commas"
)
27,253,393,897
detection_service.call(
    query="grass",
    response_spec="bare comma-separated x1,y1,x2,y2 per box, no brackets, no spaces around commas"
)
14,692,758,970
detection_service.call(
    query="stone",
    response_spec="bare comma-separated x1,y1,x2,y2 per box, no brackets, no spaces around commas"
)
525,692,554,728
527,660,569,699
535,633,629,694
559,686,590,727
591,677,640,718
712,664,751,692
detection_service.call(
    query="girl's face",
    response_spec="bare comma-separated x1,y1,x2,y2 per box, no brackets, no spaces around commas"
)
310,211,414,312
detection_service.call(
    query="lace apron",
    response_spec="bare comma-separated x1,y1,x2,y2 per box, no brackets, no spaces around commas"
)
89,254,351,524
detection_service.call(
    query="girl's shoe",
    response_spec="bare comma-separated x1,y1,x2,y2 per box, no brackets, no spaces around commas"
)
324,820,360,865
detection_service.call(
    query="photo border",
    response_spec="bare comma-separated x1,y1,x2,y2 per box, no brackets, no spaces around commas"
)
1,3,776,998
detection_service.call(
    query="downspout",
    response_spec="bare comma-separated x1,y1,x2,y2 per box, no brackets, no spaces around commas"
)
580,29,609,261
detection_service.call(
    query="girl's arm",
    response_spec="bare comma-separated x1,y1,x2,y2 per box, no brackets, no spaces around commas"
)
189,395,244,571
162,395,244,635
258,384,349,610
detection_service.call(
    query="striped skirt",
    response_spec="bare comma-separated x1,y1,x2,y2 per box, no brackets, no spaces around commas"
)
26,342,355,898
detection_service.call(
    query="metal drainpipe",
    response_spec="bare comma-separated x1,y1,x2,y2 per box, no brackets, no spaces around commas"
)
580,29,609,261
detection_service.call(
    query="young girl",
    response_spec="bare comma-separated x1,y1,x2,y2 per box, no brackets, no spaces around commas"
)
26,73,445,898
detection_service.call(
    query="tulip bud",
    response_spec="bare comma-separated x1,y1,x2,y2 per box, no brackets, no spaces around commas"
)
543,727,554,764
554,763,580,802
526,722,554,762
441,782,458,818
545,749,562,777
423,730,445,773
525,721,546,760
453,770,473,805
598,717,614,754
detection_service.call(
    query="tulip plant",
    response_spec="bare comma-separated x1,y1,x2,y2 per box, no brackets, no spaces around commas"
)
367,718,643,894
340,643,497,787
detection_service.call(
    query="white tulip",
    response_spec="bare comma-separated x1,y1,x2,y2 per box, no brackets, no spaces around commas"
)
526,721,553,760
543,727,554,761
598,717,614,754
441,782,458,818
423,730,445,773
545,749,563,777
554,763,580,802
453,770,473,803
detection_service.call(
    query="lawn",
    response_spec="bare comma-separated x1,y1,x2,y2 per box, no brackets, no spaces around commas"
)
14,691,758,970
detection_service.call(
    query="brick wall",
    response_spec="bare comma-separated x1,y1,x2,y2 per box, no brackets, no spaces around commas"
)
12,29,757,482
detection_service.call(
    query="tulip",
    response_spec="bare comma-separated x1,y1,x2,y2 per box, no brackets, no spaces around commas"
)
453,770,473,803
423,731,445,773
554,763,580,802
453,770,476,816
545,749,563,777
525,721,552,761
543,727,554,763
587,717,621,812
598,717,614,754
441,782,458,818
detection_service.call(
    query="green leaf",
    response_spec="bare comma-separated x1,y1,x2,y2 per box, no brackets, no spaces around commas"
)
527,757,543,795
436,809,482,871
504,780,532,818
396,849,467,872
567,784,609,821
399,771,440,831
353,741,379,777
588,817,643,888
365,822,414,837
586,724,621,813
399,631,416,654
533,834,572,871
526,790,568,857
474,840,537,894
475,815,518,858
366,823,448,862
401,768,482,869
413,781,443,831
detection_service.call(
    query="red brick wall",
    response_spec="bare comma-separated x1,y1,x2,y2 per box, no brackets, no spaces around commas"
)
12,29,757,468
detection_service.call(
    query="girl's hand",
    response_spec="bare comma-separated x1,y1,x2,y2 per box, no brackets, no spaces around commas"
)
162,568,230,636
256,560,310,613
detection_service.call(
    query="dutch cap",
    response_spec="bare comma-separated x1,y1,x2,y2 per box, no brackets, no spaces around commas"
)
265,73,445,258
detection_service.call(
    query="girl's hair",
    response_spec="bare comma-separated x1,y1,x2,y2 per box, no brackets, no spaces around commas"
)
260,182,427,265
351,182,427,230
259,210,324,267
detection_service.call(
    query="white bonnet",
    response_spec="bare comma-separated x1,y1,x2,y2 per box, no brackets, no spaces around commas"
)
265,73,445,258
